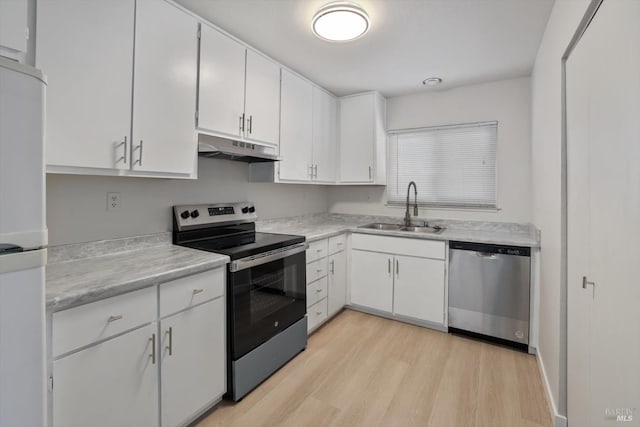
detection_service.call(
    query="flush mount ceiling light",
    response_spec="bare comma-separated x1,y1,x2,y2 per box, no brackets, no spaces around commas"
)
312,2,370,42
422,77,443,87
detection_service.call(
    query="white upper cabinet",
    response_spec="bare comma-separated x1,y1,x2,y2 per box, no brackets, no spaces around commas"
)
244,50,280,146
279,69,313,181
338,92,387,184
198,24,246,138
37,0,135,171
198,31,280,147
312,87,337,183
0,0,28,54
131,0,198,176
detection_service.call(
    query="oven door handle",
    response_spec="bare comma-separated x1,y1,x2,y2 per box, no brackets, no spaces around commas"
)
229,243,307,272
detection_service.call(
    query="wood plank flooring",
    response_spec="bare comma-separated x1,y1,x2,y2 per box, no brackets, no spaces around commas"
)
197,310,551,427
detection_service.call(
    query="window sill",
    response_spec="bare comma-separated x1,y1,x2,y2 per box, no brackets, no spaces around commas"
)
385,203,501,212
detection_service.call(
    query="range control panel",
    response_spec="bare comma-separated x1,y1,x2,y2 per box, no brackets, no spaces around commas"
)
173,202,257,231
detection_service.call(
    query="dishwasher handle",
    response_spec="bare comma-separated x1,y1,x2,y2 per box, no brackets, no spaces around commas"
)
475,252,498,259
449,241,531,257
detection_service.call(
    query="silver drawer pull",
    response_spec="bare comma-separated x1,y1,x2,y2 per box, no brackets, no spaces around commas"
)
337,242,343,246
316,311,322,315
316,268,322,273
107,315,123,322
316,289,323,293
316,249,322,253
192,288,204,295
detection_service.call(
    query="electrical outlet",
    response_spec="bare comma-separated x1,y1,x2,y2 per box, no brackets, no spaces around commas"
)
107,192,121,211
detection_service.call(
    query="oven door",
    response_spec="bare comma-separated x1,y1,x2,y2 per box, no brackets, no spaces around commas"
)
228,243,306,360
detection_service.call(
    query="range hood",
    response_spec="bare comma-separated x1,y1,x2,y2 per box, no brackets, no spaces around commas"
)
198,134,280,163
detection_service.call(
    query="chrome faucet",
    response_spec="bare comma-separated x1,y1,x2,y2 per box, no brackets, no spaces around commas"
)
404,181,418,227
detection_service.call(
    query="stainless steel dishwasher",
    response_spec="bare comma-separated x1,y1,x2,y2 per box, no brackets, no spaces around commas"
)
448,241,531,351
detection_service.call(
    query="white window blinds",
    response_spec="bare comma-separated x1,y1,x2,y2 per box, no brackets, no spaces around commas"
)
387,121,497,208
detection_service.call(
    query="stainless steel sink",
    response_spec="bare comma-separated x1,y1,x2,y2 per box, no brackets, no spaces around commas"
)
359,223,403,231
400,225,445,234
359,223,445,234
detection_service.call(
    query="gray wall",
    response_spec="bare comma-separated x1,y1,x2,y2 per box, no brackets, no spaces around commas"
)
47,158,329,245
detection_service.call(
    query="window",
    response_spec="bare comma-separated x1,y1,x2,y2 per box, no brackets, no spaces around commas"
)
387,121,497,208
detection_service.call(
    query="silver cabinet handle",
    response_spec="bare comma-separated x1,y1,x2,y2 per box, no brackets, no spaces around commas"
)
308,164,314,178
239,114,245,135
330,259,335,274
396,259,399,277
388,258,391,275
582,276,595,289
316,268,322,273
316,311,322,315
107,315,123,323
149,333,156,364
134,140,143,166
316,288,322,293
314,164,318,178
117,137,127,164
316,249,322,253
192,288,204,295
165,327,173,356
368,165,372,180
248,115,253,134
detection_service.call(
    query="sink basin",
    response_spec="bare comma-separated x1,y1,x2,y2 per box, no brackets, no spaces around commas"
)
359,223,403,231
400,225,445,234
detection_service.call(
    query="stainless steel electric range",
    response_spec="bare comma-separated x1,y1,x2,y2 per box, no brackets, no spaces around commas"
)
173,202,307,401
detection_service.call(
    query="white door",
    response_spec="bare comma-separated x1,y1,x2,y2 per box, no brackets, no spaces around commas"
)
393,255,444,324
161,298,225,427
339,94,374,182
567,1,640,425
198,24,246,138
312,87,337,182
52,324,158,427
36,0,134,170
279,69,313,181
328,252,347,316
349,250,393,313
131,0,198,175
244,50,280,146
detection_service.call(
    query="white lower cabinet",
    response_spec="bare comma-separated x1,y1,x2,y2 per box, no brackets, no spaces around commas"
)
392,255,445,324
328,251,347,317
52,324,159,427
160,297,225,427
350,249,393,312
350,234,446,327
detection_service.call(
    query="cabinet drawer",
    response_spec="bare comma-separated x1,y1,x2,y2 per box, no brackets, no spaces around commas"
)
307,298,328,332
351,233,445,260
52,286,156,357
306,258,327,284
328,234,346,254
159,268,225,318
306,239,328,264
307,276,328,308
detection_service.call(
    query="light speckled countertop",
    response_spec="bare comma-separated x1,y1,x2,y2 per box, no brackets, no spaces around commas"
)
46,233,229,312
257,213,540,247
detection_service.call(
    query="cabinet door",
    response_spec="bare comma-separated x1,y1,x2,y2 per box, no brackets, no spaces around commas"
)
339,94,374,182
52,324,158,427
198,25,246,138
36,0,134,170
328,251,347,316
350,250,393,312
0,0,27,53
161,298,225,427
393,255,445,324
312,87,337,182
131,0,198,175
279,69,313,181
245,50,280,146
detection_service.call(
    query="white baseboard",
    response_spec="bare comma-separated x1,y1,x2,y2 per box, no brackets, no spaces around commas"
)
536,352,568,427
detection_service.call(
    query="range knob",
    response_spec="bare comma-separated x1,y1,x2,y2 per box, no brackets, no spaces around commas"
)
248,206,256,213
242,207,249,214
190,210,200,218
180,210,190,219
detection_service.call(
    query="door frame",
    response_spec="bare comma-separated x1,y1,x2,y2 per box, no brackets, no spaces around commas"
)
561,0,603,424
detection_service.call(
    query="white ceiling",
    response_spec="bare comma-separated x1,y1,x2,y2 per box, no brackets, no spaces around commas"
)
176,0,554,97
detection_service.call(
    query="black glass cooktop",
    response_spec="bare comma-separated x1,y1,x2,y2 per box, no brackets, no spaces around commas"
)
182,232,305,260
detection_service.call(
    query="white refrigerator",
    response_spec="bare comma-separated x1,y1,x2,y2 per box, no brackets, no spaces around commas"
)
0,57,47,427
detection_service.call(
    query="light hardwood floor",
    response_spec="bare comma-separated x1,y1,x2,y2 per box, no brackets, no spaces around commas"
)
198,310,551,427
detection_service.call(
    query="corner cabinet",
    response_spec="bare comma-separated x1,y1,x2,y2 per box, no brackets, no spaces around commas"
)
37,0,198,178
349,234,446,327
338,92,387,184
198,25,280,146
